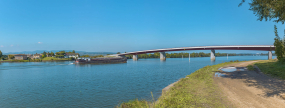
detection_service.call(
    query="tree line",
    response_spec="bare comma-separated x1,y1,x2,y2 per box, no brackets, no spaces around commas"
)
123,52,271,59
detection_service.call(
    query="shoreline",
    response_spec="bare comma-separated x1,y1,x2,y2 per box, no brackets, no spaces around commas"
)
118,60,285,108
0,60,74,62
119,61,241,107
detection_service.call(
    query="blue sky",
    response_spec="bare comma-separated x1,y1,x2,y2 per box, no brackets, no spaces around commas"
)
0,0,284,53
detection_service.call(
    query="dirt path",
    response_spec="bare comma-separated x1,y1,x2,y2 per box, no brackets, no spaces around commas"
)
214,61,285,108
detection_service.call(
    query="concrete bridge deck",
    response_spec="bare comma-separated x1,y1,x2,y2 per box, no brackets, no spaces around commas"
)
112,45,275,61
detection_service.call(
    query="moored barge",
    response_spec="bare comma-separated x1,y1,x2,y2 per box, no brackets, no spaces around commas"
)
75,57,127,64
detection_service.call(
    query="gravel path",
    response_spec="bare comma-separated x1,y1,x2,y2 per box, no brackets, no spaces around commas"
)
214,61,285,108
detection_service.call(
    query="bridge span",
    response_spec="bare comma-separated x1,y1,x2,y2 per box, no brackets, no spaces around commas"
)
112,45,275,61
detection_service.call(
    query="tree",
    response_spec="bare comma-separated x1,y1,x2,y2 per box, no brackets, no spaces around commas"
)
274,25,285,61
59,51,65,55
239,0,285,24
42,51,47,56
72,50,75,53
0,50,2,59
50,51,55,56
41,54,47,58
8,55,15,59
117,52,121,54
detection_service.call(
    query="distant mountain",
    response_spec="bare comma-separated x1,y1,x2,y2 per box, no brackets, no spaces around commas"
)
3,50,116,56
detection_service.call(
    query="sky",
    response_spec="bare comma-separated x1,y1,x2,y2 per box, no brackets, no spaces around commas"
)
0,0,284,53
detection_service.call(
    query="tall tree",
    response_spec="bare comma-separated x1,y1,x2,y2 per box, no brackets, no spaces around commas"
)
43,51,47,56
274,25,284,60
239,0,285,24
50,51,55,56
8,55,15,59
72,50,75,53
0,50,2,59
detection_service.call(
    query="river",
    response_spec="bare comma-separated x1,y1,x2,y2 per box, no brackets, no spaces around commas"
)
0,56,274,107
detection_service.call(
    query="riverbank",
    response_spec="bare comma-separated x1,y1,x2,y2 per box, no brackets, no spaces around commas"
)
118,61,240,107
0,57,73,62
119,60,285,107
41,57,72,61
248,59,285,79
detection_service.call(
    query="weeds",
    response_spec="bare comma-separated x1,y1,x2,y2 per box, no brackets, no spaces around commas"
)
254,59,285,79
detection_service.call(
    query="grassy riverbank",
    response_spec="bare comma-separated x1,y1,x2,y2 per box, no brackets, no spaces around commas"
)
248,59,285,79
0,57,73,62
0,59,42,62
0,60,31,62
118,61,240,108
41,57,72,61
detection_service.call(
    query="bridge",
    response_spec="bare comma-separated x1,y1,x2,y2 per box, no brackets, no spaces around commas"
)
112,45,275,61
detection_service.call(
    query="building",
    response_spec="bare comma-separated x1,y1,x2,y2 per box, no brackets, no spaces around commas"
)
65,53,79,58
14,54,28,60
33,54,42,59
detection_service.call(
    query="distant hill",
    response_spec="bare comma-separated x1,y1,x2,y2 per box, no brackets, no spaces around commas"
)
3,50,116,56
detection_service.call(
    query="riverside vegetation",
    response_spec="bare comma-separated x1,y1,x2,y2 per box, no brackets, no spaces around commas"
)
247,59,285,79
0,50,82,62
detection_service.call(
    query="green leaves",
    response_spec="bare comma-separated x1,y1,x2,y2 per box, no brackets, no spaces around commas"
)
240,0,285,24
273,25,285,62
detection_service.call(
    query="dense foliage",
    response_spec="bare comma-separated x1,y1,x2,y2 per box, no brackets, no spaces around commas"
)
8,55,15,59
273,25,285,62
0,50,2,59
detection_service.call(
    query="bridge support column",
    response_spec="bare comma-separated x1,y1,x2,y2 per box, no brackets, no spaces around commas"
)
268,51,272,60
210,49,215,61
160,52,166,61
133,55,138,61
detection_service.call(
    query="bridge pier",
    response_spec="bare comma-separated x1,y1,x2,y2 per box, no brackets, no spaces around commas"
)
268,51,272,60
211,49,215,61
160,52,166,61
133,55,138,61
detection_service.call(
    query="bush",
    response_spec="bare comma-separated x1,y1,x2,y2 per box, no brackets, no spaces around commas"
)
70,57,75,60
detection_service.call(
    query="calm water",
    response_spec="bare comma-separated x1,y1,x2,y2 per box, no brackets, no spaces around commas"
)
0,56,275,107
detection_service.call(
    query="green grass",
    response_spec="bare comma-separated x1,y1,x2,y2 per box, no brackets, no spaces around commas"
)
1,59,30,62
246,65,255,71
118,61,241,108
118,99,150,108
253,59,285,79
0,57,73,62
42,57,71,61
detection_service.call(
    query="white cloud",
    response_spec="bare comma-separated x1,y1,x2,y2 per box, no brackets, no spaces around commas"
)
38,42,42,44
10,45,13,47
0,45,3,47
